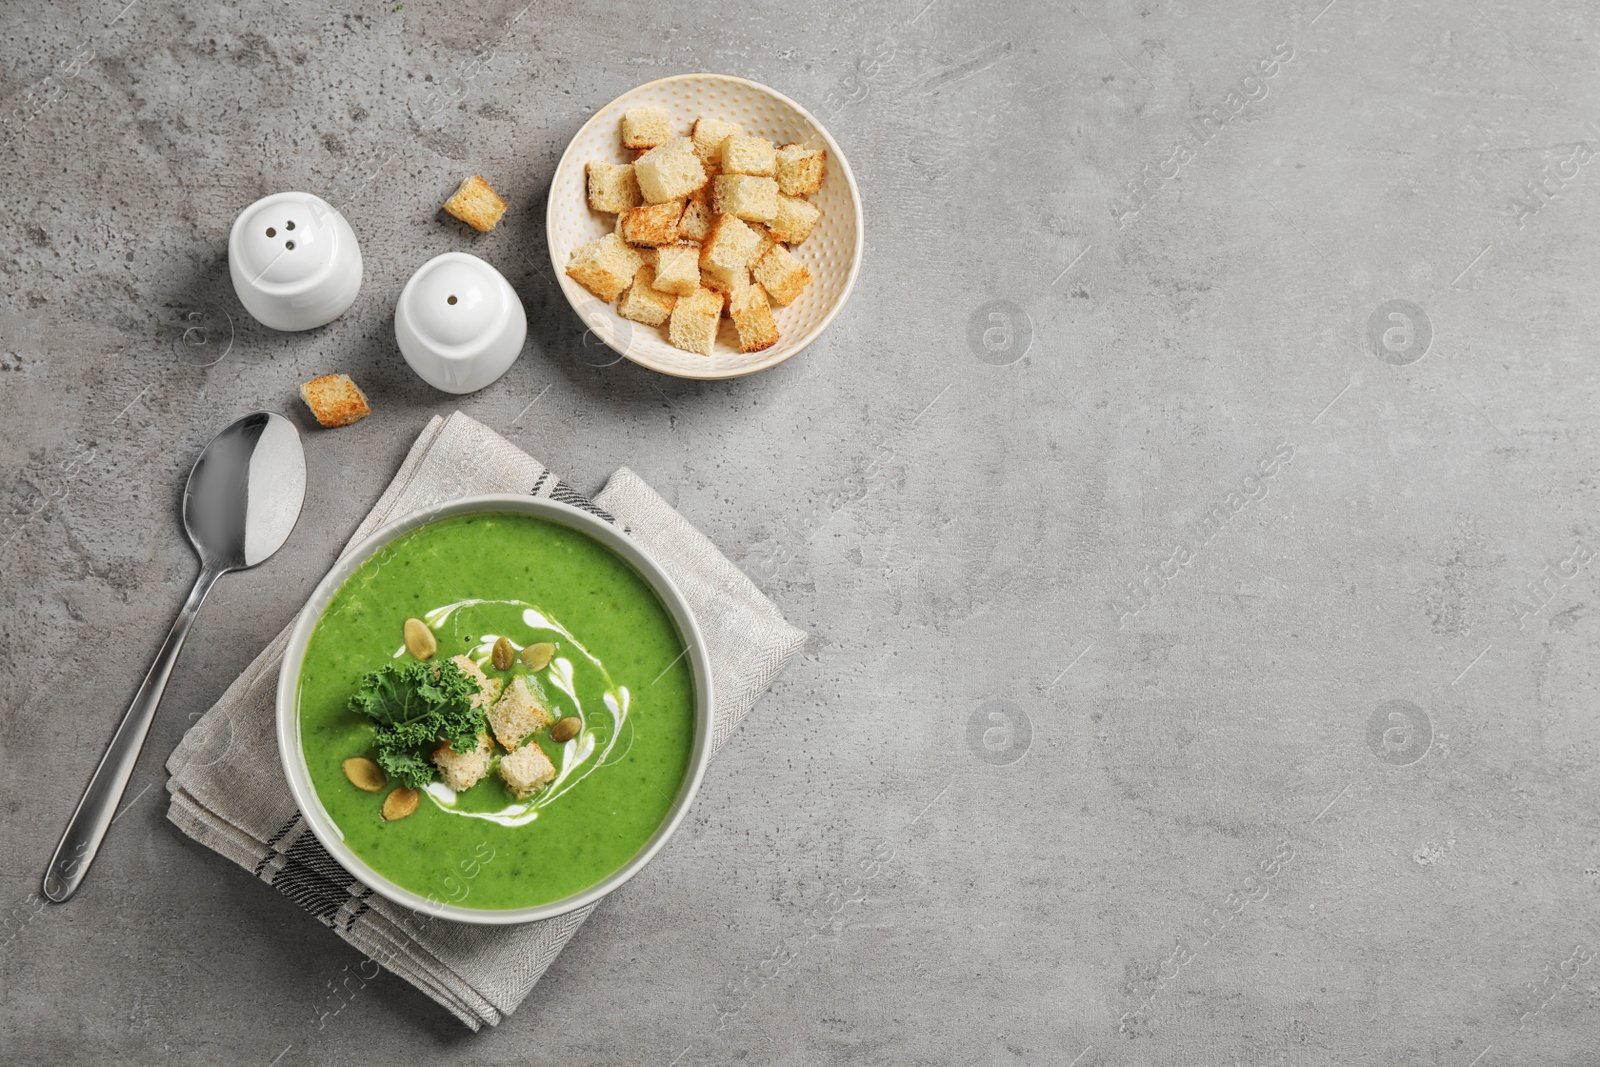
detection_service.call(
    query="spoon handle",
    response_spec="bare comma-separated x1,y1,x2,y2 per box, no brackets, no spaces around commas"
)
42,565,224,903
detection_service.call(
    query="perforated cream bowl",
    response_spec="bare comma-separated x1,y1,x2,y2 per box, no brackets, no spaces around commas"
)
548,73,863,379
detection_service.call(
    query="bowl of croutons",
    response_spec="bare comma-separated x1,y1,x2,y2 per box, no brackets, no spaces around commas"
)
548,73,862,379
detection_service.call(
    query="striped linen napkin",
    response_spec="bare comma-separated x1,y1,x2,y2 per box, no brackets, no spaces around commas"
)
165,410,806,1029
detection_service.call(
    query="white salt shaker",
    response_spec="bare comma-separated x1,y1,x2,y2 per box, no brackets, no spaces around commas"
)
228,192,363,331
394,252,526,394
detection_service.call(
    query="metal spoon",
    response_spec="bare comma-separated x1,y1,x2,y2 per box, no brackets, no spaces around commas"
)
42,411,307,902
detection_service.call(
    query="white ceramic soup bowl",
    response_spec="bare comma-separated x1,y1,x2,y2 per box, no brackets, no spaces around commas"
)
275,494,713,924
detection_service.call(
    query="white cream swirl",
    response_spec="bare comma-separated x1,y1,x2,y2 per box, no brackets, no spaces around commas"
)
401,599,633,826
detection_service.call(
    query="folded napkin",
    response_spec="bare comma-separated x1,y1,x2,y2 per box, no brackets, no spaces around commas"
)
165,411,806,1029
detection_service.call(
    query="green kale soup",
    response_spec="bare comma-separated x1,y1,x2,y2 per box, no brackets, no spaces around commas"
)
295,512,696,910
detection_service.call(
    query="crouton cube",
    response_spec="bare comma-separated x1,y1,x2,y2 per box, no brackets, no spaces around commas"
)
653,244,702,296
621,106,672,150
678,200,714,242
633,137,707,203
299,374,370,428
565,232,644,302
692,117,743,163
688,167,718,204
500,742,557,799
752,244,813,305
729,284,779,353
712,174,779,223
775,144,826,196
431,733,492,792
487,674,554,751
620,200,684,247
451,654,502,708
442,175,507,233
668,287,725,356
767,194,821,245
701,262,748,295
701,214,761,272
586,161,641,213
720,135,776,177
750,224,780,264
618,265,678,327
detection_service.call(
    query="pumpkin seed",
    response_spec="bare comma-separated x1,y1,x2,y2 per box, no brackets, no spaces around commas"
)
382,787,420,821
403,617,437,660
550,717,582,743
492,636,515,671
520,642,555,670
342,757,386,792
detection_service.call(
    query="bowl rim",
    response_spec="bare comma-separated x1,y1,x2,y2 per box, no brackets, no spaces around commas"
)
274,493,715,925
546,71,864,380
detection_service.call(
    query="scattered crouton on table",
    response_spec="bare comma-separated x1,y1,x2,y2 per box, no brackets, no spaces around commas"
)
442,175,507,232
299,373,371,428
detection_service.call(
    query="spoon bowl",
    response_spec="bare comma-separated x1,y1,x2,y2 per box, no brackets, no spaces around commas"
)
42,412,306,902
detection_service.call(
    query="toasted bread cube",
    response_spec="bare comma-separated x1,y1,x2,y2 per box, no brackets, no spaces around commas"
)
487,674,554,751
618,265,678,327
299,374,370,428
752,244,813,305
565,232,645,302
633,137,707,204
701,262,748,295
712,174,778,223
668,287,724,355
692,117,742,163
699,216,758,295
442,175,507,233
720,135,776,177
500,742,557,799
775,144,826,196
729,284,779,353
431,733,492,792
451,655,502,709
689,167,719,204
653,244,702,296
767,195,821,245
701,214,760,271
619,200,684,247
679,200,714,242
750,224,780,264
621,106,672,150
586,161,641,213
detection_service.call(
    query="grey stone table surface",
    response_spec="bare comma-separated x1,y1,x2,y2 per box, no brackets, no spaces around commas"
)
3,0,1598,1063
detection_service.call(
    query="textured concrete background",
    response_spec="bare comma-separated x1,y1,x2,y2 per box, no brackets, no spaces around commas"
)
3,0,1599,1063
